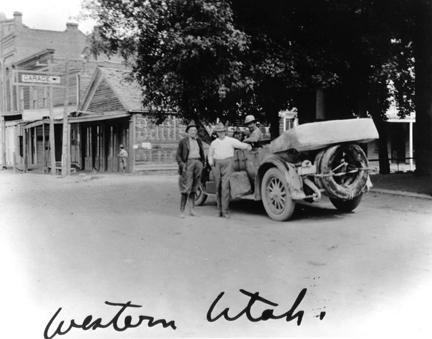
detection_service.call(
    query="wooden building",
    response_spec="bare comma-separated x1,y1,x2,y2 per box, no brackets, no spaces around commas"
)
1,13,89,167
1,11,124,171
4,48,103,172
72,65,185,173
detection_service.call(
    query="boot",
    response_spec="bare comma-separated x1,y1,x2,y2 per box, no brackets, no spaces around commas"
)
188,193,197,216
180,193,187,218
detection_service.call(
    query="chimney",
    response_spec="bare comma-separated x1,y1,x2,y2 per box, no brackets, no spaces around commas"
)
66,22,78,31
13,11,22,26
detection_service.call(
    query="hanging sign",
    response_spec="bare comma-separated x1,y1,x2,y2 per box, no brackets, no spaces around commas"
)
17,72,62,85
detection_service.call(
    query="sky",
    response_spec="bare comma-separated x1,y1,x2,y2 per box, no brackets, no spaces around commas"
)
1,0,96,34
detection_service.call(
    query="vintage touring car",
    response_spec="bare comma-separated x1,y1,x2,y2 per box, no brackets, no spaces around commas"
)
195,118,379,221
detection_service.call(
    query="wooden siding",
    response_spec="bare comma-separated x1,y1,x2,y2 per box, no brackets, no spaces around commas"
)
134,115,185,168
87,79,125,113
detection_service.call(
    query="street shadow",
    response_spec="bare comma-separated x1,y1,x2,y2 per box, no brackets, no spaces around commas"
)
293,202,352,221
230,199,267,216
204,195,355,222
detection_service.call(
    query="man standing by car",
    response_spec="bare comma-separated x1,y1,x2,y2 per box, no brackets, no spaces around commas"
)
176,120,205,218
243,115,263,143
208,123,252,218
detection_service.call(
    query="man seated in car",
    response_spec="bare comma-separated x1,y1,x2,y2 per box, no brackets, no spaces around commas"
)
232,127,245,141
243,115,263,143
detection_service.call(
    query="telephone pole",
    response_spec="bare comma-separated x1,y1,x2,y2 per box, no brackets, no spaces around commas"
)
48,59,56,175
61,59,70,176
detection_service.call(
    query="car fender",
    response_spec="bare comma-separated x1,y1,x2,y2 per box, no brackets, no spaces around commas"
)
255,155,306,201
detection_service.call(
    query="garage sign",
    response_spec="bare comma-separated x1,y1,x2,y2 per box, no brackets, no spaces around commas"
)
17,72,62,85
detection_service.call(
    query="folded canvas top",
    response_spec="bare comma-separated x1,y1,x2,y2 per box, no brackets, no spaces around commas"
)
269,118,379,153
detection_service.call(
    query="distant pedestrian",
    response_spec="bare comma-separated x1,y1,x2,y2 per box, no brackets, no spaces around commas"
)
118,144,128,173
176,120,205,218
208,122,252,218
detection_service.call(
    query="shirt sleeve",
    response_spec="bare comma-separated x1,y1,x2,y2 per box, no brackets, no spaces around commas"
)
230,137,251,150
244,128,263,142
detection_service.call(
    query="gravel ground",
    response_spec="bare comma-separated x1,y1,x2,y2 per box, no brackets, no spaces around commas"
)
1,171,432,339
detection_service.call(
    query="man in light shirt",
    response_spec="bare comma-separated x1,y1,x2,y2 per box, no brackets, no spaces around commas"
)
208,122,252,218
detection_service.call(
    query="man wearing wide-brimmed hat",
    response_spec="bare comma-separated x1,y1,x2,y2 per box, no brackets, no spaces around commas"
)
208,122,252,218
176,120,205,218
243,115,263,143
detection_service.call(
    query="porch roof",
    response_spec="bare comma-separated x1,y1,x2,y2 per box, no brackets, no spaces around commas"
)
23,118,62,129
68,111,130,123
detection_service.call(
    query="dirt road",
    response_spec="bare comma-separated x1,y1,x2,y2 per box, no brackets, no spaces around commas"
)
1,172,431,338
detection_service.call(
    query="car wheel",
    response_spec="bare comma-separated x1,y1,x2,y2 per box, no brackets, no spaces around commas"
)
261,168,296,221
315,144,368,200
330,194,363,212
194,183,208,206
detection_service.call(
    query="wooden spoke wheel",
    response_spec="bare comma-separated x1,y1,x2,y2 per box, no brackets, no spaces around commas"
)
261,168,296,221
194,182,208,206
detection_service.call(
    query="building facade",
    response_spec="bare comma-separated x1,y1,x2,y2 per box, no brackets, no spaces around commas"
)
75,65,185,173
0,11,128,172
0,11,89,169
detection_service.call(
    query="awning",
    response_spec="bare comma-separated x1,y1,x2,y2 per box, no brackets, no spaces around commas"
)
22,106,75,121
23,118,62,129
68,112,130,123
1,111,22,117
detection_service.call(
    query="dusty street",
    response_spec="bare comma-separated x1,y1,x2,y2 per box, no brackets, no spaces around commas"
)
1,171,432,339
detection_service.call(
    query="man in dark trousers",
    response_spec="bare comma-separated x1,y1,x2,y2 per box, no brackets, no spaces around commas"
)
176,120,205,218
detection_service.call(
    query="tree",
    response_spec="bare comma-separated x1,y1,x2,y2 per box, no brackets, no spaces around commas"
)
85,0,427,174
413,0,432,175
231,0,415,174
231,0,341,137
83,0,250,123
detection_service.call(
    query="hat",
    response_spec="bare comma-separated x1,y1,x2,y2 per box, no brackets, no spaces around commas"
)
214,122,227,133
120,144,124,148
185,120,198,132
244,115,256,124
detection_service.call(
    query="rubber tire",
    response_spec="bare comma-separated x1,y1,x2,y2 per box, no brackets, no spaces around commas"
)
316,144,368,200
330,194,363,212
261,168,296,221
194,183,208,206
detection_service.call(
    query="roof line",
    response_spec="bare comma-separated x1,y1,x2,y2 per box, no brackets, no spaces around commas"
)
79,68,103,111
99,67,141,112
23,27,87,37
13,49,55,66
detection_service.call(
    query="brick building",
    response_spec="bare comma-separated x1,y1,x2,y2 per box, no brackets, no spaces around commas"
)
0,11,126,172
0,11,90,168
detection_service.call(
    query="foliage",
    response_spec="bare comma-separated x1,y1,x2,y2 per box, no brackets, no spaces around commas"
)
82,0,252,123
83,0,416,125
233,0,416,118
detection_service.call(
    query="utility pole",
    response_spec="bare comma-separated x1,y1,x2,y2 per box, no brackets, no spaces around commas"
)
1,26,6,169
48,59,56,175
61,59,70,176
0,62,5,169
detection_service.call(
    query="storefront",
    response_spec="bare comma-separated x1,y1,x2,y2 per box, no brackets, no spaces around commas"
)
69,113,130,172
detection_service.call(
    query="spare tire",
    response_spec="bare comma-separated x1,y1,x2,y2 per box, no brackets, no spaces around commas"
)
314,144,368,200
